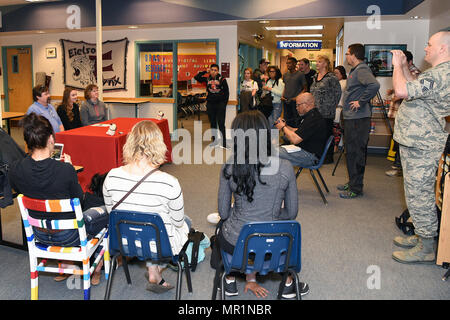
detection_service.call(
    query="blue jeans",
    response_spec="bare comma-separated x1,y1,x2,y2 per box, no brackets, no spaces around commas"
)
278,146,318,168
34,228,81,247
268,102,282,129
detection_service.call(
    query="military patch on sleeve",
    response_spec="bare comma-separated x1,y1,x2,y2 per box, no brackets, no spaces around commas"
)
420,78,435,93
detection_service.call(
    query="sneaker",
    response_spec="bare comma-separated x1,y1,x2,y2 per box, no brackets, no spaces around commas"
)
385,169,402,177
336,183,349,191
281,281,309,299
339,190,362,199
223,277,238,296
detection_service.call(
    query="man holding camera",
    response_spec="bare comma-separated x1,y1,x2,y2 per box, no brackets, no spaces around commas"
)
391,29,450,264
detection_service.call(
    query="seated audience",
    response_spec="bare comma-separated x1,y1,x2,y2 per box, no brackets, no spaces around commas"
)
80,84,107,126
103,120,190,293
9,113,107,285
216,110,309,299
57,87,82,130
276,92,328,168
27,85,64,133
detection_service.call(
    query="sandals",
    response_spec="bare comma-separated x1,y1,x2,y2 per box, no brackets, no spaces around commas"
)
54,274,70,282
146,278,174,293
144,272,174,293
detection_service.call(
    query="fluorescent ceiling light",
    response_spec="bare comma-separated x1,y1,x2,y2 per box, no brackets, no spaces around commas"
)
276,34,322,38
265,25,323,31
259,20,270,24
128,26,139,29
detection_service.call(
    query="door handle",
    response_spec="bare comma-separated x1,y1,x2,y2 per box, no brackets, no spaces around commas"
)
8,88,13,91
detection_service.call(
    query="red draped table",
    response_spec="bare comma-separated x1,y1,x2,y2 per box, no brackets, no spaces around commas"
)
55,118,172,191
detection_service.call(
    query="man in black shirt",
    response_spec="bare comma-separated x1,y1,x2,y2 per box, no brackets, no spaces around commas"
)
275,92,327,167
297,58,316,92
194,64,230,148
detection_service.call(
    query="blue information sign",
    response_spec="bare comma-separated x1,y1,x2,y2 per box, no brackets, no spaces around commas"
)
277,41,322,50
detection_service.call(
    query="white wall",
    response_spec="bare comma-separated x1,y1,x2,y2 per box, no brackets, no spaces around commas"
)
0,24,239,133
343,18,430,98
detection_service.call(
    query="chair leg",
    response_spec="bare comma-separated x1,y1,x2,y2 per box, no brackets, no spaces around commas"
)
82,260,91,300
295,167,303,178
220,272,227,300
104,254,118,300
121,254,132,285
182,252,193,295
211,263,223,300
290,271,302,300
277,272,289,300
30,256,39,300
310,170,328,205
176,260,183,300
103,235,110,280
315,169,329,193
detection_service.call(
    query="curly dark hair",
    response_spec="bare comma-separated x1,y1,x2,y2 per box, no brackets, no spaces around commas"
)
222,110,271,202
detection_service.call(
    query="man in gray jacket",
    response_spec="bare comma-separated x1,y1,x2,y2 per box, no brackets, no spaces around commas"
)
338,43,380,199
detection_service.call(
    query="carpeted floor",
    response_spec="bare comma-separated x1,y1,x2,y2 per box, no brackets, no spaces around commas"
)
1,117,449,300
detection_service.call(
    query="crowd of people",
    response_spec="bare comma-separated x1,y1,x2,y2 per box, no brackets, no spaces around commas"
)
7,28,450,299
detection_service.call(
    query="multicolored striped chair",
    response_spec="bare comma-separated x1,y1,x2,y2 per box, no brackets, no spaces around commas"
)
17,194,110,300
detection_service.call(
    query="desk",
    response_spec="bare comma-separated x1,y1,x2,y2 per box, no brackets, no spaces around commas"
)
55,118,172,191
103,98,152,118
1,112,25,134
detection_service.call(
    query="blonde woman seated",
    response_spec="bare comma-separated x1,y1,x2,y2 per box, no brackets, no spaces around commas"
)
103,120,191,293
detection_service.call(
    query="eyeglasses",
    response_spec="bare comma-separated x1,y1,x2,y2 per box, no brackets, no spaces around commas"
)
269,70,276,73
296,102,308,107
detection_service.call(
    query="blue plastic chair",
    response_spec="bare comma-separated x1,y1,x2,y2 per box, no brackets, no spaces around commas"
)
212,220,302,300
104,210,192,300
296,135,334,205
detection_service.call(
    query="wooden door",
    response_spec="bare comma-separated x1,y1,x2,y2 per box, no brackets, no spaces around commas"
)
6,47,33,113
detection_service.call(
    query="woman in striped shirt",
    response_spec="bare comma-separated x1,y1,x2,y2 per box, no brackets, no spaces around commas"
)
103,120,190,293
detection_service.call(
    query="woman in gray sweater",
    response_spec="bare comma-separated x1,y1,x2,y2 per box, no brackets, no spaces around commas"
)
217,110,308,299
80,84,107,126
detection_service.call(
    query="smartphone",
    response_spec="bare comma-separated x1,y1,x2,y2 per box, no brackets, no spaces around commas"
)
51,143,64,161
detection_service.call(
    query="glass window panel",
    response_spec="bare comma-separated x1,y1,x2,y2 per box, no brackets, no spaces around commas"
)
138,42,173,97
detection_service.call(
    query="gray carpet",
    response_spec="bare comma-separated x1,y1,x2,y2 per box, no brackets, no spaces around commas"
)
1,119,449,300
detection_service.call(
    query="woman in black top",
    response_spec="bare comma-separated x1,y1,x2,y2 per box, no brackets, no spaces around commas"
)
9,113,106,284
57,87,82,130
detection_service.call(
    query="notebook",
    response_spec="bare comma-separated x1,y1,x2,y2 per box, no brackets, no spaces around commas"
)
281,145,302,153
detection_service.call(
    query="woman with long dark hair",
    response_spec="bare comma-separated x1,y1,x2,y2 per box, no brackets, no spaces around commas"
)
263,65,285,128
216,110,309,299
57,87,82,130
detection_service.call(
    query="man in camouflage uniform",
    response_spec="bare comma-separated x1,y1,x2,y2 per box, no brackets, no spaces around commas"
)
391,29,450,264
